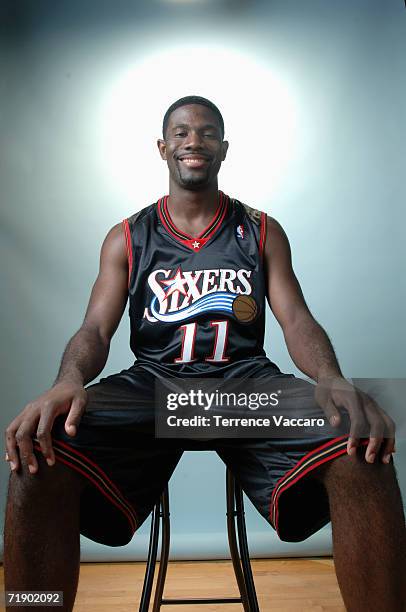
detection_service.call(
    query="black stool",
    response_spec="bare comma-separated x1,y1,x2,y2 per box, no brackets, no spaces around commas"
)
139,466,260,611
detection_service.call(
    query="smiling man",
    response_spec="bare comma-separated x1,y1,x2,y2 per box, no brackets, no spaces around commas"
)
162,101,226,187
4,95,406,611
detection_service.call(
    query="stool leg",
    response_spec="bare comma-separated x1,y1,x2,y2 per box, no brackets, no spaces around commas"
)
235,481,260,612
226,468,251,612
152,486,170,612
138,500,161,612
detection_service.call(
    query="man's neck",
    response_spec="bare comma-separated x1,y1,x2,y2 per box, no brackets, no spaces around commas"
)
167,182,220,224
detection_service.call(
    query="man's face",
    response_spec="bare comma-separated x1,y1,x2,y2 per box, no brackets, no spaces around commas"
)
157,104,229,191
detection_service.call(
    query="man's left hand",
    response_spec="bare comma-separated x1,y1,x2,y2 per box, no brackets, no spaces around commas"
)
314,376,396,464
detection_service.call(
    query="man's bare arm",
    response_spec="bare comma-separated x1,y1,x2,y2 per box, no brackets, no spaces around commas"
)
263,217,341,382
5,222,129,473
55,223,129,386
263,216,395,464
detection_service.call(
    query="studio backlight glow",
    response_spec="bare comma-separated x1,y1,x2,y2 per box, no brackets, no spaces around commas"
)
99,44,298,203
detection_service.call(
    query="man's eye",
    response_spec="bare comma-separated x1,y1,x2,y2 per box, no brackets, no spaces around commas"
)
204,133,215,138
175,132,187,137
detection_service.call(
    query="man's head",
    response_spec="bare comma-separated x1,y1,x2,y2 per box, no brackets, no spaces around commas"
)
162,96,225,140
158,95,229,191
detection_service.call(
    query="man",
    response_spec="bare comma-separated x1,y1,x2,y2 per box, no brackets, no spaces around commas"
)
4,96,405,611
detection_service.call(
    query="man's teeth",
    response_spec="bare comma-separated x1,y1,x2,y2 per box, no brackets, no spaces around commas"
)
181,158,206,162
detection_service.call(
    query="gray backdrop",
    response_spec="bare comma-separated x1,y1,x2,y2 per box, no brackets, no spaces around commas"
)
1,0,405,561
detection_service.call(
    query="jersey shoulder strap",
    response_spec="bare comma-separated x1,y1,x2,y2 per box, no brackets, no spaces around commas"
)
240,201,262,226
126,202,155,229
122,202,155,287
232,199,267,259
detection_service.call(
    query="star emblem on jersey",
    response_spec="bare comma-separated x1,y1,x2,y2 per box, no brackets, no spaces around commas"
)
160,267,188,301
184,237,209,250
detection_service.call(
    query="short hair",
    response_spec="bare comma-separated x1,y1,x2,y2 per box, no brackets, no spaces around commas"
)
162,95,225,139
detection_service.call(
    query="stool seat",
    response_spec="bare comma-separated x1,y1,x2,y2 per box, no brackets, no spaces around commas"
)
139,467,260,611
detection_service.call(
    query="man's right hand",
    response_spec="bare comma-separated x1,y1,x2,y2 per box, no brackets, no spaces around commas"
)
4,382,88,474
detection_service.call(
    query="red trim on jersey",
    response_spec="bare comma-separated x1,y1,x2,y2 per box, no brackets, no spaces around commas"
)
163,191,222,240
59,454,135,533
259,212,267,260
158,197,196,249
203,193,229,242
205,320,230,363
157,192,229,252
51,439,136,519
270,437,369,535
52,438,124,496
122,218,133,288
271,435,348,510
33,442,137,534
54,455,136,534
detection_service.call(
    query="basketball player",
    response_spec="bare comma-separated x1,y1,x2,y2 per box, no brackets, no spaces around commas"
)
4,96,405,611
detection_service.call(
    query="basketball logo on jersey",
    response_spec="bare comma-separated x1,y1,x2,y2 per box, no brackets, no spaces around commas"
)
143,267,258,324
236,224,244,239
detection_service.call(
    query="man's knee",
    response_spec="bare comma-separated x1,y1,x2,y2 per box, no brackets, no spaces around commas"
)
316,447,400,502
7,454,85,513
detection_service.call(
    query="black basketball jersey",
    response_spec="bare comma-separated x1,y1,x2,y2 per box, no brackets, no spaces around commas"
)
122,191,269,374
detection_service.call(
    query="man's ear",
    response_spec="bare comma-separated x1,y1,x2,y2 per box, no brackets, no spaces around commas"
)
221,140,229,161
157,139,167,160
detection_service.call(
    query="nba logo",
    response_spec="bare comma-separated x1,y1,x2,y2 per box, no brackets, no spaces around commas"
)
236,224,244,239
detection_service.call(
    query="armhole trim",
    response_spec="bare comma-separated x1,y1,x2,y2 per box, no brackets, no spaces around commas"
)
122,218,133,288
259,212,267,260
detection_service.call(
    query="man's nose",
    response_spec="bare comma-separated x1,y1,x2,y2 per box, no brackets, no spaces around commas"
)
184,130,204,148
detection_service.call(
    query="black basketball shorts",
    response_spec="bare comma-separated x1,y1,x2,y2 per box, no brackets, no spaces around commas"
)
33,360,367,546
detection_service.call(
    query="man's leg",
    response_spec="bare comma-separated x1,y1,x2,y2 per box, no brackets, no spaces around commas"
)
4,454,86,612
317,449,406,612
